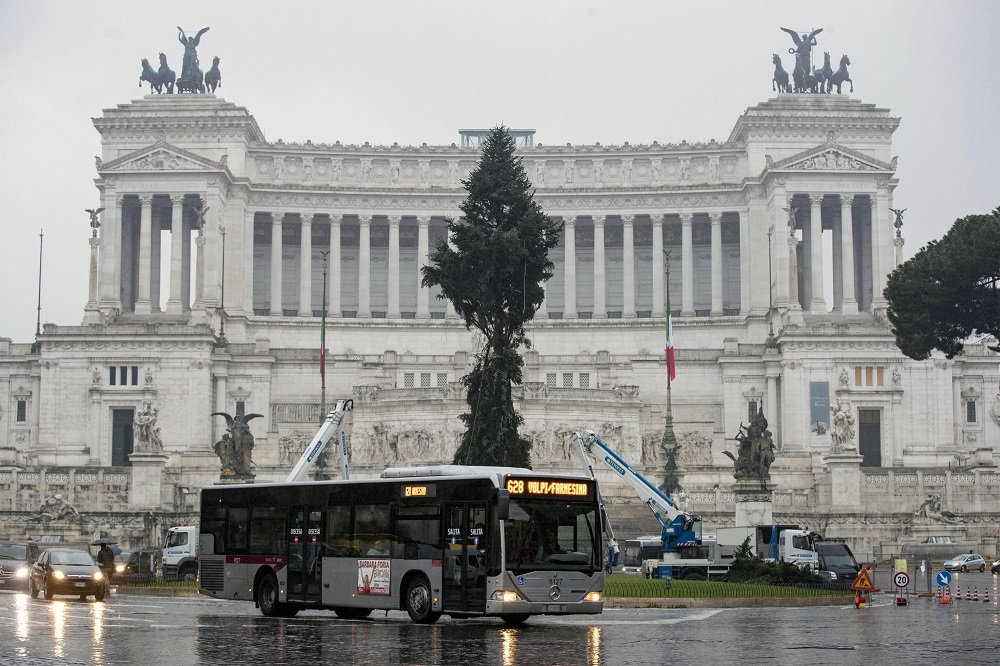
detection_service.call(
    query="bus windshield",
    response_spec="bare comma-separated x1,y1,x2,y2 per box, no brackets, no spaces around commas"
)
504,499,600,573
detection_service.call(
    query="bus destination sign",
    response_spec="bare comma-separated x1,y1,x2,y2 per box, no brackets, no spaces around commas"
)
505,477,592,498
401,484,436,498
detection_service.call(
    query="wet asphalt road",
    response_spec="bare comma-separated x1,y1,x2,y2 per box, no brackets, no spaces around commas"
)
1,570,997,665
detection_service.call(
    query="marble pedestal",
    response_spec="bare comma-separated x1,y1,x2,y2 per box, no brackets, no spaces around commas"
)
825,451,864,510
128,451,169,509
733,480,774,526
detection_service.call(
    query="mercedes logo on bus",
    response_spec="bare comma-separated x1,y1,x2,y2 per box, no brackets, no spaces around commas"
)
549,585,561,601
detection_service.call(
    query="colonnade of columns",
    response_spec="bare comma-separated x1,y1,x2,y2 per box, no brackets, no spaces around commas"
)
556,212,742,319
253,209,746,320
780,192,879,314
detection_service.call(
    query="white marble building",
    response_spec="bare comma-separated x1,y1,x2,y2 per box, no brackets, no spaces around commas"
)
1,92,998,555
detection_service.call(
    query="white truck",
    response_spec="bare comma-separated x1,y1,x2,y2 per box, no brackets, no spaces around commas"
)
166,400,355,581
162,525,199,581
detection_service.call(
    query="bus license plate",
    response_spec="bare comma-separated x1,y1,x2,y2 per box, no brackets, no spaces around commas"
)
74,582,87,588
544,604,564,612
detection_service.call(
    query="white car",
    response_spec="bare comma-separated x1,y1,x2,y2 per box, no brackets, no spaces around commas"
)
942,553,986,573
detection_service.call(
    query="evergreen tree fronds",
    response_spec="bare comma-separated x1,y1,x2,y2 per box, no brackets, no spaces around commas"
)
422,126,557,468
885,207,1000,359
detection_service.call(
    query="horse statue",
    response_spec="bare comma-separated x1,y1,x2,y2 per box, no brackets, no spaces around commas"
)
818,52,834,93
772,54,789,93
829,54,853,94
140,58,164,94
157,53,175,94
205,56,222,93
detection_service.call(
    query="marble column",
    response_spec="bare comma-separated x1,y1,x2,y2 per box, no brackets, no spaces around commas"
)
329,215,342,318
840,195,858,314
651,214,664,317
194,232,206,315
774,197,791,307
564,215,577,319
809,195,826,312
710,212,723,315
622,214,636,317
417,216,430,319
358,215,371,318
388,215,401,318
99,195,123,311
270,212,283,316
680,213,694,316
165,196,184,314
84,233,100,322
737,210,750,315
299,215,313,316
593,215,606,318
871,193,890,310
135,196,153,315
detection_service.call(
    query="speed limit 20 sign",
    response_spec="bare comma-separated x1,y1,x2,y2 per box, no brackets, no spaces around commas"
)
894,571,910,588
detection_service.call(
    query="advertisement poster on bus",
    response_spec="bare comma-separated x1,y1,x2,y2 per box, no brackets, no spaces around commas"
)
357,559,391,595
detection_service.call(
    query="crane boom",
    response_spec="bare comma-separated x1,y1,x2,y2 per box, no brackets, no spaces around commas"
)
571,433,620,569
572,430,701,553
285,399,354,483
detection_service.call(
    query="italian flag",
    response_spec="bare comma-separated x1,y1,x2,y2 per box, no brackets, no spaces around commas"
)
666,312,676,381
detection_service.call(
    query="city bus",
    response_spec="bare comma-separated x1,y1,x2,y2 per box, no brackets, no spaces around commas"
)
197,465,605,625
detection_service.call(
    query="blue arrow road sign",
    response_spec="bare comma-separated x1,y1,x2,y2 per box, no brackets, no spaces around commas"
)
936,570,952,587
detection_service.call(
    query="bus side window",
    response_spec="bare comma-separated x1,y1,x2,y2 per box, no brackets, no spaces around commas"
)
355,504,393,557
228,507,249,554
325,504,355,556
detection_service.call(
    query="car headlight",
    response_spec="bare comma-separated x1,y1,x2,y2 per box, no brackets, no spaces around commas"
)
15,567,29,579
53,570,66,580
93,570,104,581
115,564,126,574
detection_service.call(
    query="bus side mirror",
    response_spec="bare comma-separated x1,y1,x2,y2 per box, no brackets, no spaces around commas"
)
497,489,510,521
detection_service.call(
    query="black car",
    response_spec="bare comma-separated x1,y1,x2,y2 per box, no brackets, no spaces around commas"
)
29,548,110,601
0,541,41,593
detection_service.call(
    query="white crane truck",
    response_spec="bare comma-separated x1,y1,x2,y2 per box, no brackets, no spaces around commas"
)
572,429,820,580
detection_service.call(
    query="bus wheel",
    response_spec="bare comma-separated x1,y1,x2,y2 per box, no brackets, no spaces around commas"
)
257,573,283,617
334,607,373,620
500,613,530,627
404,576,441,624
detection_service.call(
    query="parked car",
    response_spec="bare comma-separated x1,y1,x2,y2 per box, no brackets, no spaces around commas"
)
992,558,999,575
111,548,159,583
0,541,41,593
29,548,110,601
942,553,986,573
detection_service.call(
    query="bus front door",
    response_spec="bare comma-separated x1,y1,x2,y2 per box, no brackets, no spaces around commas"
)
288,507,323,604
442,503,488,613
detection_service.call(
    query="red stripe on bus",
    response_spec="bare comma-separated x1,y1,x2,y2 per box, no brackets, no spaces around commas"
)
225,555,287,572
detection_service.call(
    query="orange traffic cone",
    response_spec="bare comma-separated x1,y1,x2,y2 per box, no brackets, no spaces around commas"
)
973,587,979,601
941,587,951,605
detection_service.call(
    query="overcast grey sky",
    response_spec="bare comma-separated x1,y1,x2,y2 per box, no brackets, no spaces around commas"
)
1,1,997,343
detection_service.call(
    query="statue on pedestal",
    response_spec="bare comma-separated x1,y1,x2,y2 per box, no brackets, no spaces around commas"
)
212,412,263,478
724,408,776,488
134,400,163,452
829,400,856,453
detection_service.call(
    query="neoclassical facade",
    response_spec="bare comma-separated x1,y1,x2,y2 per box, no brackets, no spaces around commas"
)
1,92,998,554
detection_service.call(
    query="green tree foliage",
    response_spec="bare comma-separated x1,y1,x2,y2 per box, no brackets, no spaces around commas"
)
422,127,561,467
885,207,1000,359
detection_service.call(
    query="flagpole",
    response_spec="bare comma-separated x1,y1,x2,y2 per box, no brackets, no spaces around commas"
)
661,249,679,495
320,250,329,425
